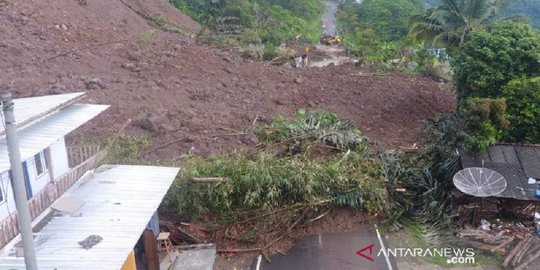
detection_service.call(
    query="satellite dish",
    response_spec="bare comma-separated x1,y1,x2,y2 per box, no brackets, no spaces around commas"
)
453,167,507,197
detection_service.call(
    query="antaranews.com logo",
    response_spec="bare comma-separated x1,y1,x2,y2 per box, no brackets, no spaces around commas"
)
356,243,476,265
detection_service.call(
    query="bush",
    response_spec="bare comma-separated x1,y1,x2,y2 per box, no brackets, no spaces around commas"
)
452,21,540,101
165,152,387,222
263,44,278,60
163,109,383,233
254,109,365,152
104,135,150,163
502,76,540,143
460,98,508,153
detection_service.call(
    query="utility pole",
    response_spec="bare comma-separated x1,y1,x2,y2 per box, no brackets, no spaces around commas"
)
1,91,38,270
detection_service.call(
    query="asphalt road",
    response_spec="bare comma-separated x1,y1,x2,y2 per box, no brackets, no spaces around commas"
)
258,227,398,270
322,1,338,36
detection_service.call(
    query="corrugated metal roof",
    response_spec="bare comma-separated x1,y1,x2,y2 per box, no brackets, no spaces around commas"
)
0,92,86,136
0,165,180,270
459,144,540,200
0,103,109,173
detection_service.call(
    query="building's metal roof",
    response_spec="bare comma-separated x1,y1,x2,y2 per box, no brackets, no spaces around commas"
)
0,165,180,269
0,103,109,173
0,92,86,137
459,144,540,200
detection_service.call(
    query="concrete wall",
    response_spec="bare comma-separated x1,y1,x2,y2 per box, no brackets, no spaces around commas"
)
49,137,70,178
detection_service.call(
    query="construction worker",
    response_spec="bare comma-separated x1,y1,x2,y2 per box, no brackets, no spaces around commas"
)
302,46,310,67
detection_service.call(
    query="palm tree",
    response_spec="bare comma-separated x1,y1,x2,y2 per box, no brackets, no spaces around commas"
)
409,0,504,49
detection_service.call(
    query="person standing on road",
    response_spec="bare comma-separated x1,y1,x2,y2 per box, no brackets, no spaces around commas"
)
302,46,310,67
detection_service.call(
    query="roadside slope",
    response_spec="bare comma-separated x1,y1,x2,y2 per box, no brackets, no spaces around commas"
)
0,0,456,158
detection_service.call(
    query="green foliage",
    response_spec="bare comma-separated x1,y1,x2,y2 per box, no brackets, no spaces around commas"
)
263,44,278,60
163,110,384,236
382,114,462,233
169,0,324,47
105,135,150,163
453,21,540,100
459,98,509,152
164,151,387,222
409,0,504,50
356,0,424,42
337,0,422,61
501,76,540,143
254,109,365,152
421,0,540,28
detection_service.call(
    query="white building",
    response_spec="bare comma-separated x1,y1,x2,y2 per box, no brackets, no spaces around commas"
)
0,92,186,270
0,92,109,247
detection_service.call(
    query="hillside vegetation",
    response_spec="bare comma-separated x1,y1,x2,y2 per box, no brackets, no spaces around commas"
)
169,0,324,49
421,0,540,27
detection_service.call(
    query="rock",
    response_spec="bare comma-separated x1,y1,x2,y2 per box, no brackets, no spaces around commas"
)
426,61,453,82
407,61,419,70
294,77,303,84
158,124,175,132
223,67,233,74
78,235,102,250
121,62,136,70
223,56,233,63
48,88,65,95
308,101,316,107
85,78,105,90
132,116,159,132
275,99,287,105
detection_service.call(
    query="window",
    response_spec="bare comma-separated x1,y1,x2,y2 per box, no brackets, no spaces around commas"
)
34,152,46,177
0,172,9,204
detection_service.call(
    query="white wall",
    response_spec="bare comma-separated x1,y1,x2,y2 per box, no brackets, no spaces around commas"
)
49,137,70,178
0,138,70,221
0,171,17,221
26,154,50,198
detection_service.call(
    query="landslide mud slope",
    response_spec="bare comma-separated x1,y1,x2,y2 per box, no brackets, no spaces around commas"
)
0,0,456,158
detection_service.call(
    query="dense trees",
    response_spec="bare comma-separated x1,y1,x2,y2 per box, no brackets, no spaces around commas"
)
452,21,540,100
502,77,540,143
420,0,540,28
451,21,540,149
409,0,503,49
169,0,324,46
337,0,422,61
354,0,424,42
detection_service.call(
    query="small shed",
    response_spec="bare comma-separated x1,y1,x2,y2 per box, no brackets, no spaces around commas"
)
459,144,540,201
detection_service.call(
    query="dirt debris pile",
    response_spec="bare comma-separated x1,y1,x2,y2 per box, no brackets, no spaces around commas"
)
0,0,455,158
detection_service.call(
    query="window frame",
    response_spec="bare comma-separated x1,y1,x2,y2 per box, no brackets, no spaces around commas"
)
33,151,47,178
0,172,9,204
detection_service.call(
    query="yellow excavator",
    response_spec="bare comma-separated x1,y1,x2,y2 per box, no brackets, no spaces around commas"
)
320,34,341,45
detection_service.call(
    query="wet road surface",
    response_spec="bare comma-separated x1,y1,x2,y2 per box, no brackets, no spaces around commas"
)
258,227,397,270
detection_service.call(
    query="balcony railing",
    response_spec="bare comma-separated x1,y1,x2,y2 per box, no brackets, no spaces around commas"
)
0,145,105,249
